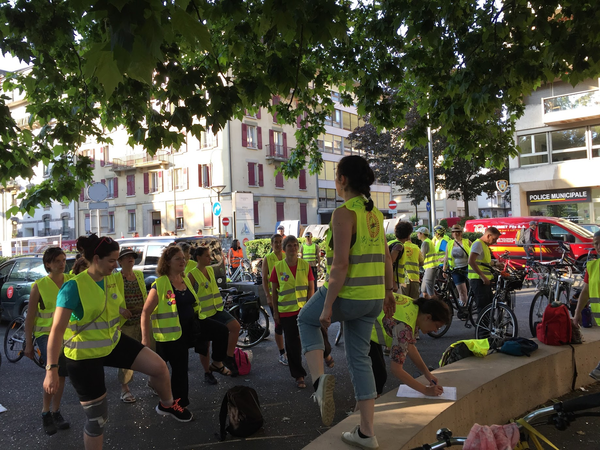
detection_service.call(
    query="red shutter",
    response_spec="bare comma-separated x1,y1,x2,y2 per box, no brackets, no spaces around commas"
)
272,96,280,123
257,127,262,149
300,203,308,225
253,200,259,225
183,167,188,189
248,162,256,186
206,165,211,187
198,164,202,187
100,147,105,167
101,178,106,185
159,170,163,192
80,188,84,202
258,164,264,187
276,202,284,221
241,123,247,147
113,177,118,198
257,108,261,119
282,132,287,158
269,130,274,156
275,172,284,188
144,173,149,194
299,169,307,190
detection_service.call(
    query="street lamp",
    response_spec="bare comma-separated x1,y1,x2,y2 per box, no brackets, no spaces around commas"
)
210,184,226,235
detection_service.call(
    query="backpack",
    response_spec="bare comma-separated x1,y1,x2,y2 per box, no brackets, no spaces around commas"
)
234,347,251,376
516,228,527,247
498,337,538,357
536,302,572,345
219,386,263,440
388,240,404,285
439,339,490,367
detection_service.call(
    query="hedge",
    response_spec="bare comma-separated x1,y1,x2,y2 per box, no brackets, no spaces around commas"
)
245,237,323,260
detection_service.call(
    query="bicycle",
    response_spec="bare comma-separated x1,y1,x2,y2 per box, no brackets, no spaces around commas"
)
4,314,44,367
228,258,256,283
410,391,600,449
220,288,270,348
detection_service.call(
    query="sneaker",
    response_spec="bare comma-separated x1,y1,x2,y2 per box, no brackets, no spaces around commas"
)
42,412,57,436
341,425,379,450
311,373,335,426
51,410,70,430
278,353,289,366
590,368,600,381
156,399,193,423
204,372,218,385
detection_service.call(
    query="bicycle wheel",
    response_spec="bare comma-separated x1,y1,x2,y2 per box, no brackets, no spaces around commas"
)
531,264,550,290
32,338,45,368
427,297,454,338
231,306,270,348
529,291,550,337
463,291,478,327
4,316,26,363
555,285,569,307
241,272,255,282
475,303,518,348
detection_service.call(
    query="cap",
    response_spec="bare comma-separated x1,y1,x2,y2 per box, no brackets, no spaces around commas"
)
416,227,430,235
277,225,285,230
433,225,445,235
118,248,138,260
529,221,537,226
305,232,312,237
451,224,463,232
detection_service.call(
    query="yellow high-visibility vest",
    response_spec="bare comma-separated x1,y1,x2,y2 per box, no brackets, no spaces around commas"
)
274,258,310,313
468,239,493,281
371,294,418,347
587,260,600,326
189,266,223,318
34,274,74,337
422,238,437,269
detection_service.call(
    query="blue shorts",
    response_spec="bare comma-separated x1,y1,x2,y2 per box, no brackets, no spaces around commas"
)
451,267,468,286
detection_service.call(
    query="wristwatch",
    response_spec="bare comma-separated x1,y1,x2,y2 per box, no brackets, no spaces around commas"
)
45,363,59,371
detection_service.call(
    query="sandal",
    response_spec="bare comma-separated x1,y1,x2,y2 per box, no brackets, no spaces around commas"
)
120,391,136,403
209,362,231,376
296,378,307,389
325,356,335,368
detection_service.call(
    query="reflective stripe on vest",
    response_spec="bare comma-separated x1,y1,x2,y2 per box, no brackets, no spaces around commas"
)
63,271,123,360
401,242,421,282
422,238,437,269
446,238,471,270
34,274,74,337
275,259,310,313
324,196,386,301
189,266,222,318
266,252,284,296
302,243,317,263
370,294,418,347
587,260,600,326
468,239,493,280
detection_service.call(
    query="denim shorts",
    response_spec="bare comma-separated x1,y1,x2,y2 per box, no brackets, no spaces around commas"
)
298,286,382,401
451,267,468,286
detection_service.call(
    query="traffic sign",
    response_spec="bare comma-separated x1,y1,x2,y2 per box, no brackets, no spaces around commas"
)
242,237,249,246
222,217,230,226
426,202,431,212
212,201,222,217
388,200,397,210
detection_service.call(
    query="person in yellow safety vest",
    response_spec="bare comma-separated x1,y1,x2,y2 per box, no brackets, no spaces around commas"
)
573,230,600,380
114,248,149,404
297,155,396,449
180,242,196,275
261,233,287,365
44,235,193,450
141,245,230,409
187,245,241,384
300,231,320,292
370,295,450,397
24,247,74,436
390,221,423,299
468,227,501,315
442,224,472,309
417,226,437,298
433,225,450,266
271,235,315,389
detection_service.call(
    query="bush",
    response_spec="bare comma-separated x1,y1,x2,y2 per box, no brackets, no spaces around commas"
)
463,232,482,243
387,233,420,246
245,237,323,260
439,219,449,229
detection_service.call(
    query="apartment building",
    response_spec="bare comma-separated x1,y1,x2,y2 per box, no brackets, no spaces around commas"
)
510,78,600,223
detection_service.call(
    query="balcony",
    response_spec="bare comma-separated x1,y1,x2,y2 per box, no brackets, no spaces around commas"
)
542,89,600,125
111,151,172,172
265,144,289,163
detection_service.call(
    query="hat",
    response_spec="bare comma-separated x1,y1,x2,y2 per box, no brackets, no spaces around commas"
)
118,248,138,260
529,221,537,226
305,232,312,237
277,225,285,230
451,224,463,232
416,227,430,235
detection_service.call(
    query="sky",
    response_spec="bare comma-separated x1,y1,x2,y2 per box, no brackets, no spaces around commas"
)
0,53,30,72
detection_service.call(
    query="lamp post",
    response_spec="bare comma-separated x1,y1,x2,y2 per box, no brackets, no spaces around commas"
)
210,184,226,235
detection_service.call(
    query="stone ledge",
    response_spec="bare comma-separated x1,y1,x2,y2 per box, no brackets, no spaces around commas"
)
303,327,600,450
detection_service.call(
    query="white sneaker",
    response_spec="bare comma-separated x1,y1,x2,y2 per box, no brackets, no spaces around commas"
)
311,374,335,426
278,353,289,366
590,368,600,381
341,425,379,450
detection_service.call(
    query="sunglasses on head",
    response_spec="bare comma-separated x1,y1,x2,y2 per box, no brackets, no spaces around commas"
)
94,236,115,255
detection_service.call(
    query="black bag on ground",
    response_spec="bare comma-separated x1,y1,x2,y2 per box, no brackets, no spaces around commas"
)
219,386,263,440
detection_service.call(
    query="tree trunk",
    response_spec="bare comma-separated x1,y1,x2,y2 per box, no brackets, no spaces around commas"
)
463,191,470,217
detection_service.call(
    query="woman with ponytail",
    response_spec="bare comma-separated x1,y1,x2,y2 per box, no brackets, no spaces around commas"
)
298,155,396,449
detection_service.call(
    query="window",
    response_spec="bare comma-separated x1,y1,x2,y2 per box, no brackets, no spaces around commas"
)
300,203,308,225
318,134,343,154
198,164,211,188
253,200,259,226
247,163,264,187
276,202,285,221
273,130,283,155
80,148,95,168
593,126,600,158
28,260,48,281
107,177,115,198
108,212,115,233
318,188,343,208
242,124,262,149
148,171,163,193
325,109,342,128
43,164,50,177
299,169,307,190
100,146,110,166
43,217,51,236
331,91,341,102
551,127,587,163
200,131,217,149
62,217,69,237
518,133,548,166
127,175,136,196
173,168,188,190
176,205,184,230
318,161,337,181
275,171,284,188
128,210,136,232
85,214,90,233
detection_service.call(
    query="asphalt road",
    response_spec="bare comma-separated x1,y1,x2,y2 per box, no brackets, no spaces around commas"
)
0,287,599,449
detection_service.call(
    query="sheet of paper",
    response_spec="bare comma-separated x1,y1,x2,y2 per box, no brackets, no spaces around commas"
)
0,404,7,413
396,385,457,401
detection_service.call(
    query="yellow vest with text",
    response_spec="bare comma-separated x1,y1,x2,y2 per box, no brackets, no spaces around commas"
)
446,238,472,269
63,272,124,360
34,274,74,338
114,270,148,301
301,243,317,264
434,236,450,266
265,252,284,295
324,196,386,301
587,260,600,326
468,239,493,280
401,242,421,282
371,294,418,347
151,275,202,342
274,258,310,313
189,266,223,318
422,238,437,269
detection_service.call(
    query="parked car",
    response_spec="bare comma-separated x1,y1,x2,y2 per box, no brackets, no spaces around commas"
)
116,236,227,290
0,255,76,321
464,216,596,264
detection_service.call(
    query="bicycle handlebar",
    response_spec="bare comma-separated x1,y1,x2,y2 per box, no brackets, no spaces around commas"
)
556,392,600,413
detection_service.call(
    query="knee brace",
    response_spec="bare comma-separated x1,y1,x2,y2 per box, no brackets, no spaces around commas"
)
82,396,108,437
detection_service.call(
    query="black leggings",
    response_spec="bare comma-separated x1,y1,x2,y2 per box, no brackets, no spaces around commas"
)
369,340,387,396
279,315,307,379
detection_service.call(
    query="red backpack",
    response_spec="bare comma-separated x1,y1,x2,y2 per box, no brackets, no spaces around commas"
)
536,303,572,346
234,348,251,376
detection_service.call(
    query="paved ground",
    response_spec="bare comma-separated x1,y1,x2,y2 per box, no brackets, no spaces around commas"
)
0,286,599,449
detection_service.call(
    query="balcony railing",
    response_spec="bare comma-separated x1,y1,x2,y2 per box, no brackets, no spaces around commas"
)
111,151,172,172
542,89,600,125
265,144,289,162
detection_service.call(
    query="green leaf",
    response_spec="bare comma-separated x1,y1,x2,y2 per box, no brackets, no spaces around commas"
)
95,51,124,97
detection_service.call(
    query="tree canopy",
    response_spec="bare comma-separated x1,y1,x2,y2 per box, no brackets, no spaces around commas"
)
1,0,599,214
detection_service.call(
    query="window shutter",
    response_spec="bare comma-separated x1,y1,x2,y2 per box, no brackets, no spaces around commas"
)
101,178,106,186
253,200,259,225
91,149,95,168
282,132,287,158
272,96,280,123
299,169,307,190
275,171,284,188
206,165,211,187
300,203,308,225
100,147,105,166
257,127,262,149
276,202,284,221
258,164,264,187
269,129,274,156
256,108,261,119
183,167,188,189
248,163,256,186
198,164,203,187
241,123,248,147
80,188,84,202
113,177,118,198
144,173,149,194
159,170,163,192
